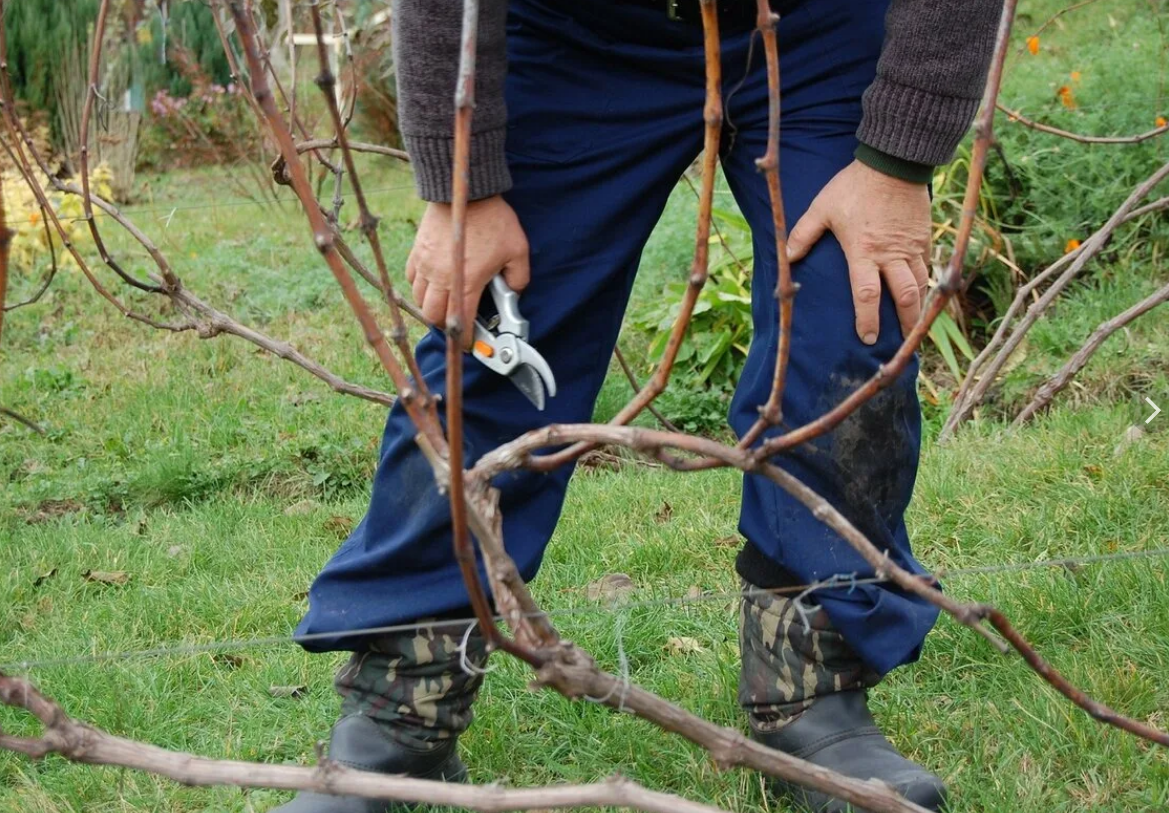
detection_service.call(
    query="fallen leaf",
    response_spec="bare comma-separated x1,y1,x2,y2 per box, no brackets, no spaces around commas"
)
33,568,58,588
1113,425,1145,457
586,573,636,604
1082,464,1103,479
714,535,741,548
323,515,354,539
579,450,622,472
665,637,704,655
284,499,320,517
1026,35,1040,55
268,685,308,700
82,570,130,586
654,501,673,524
22,498,84,524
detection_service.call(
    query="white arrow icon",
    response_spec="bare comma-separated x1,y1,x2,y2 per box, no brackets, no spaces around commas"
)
1147,397,1162,424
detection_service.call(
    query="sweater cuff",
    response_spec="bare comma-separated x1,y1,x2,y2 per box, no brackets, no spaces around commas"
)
854,143,934,185
857,75,981,168
403,127,513,203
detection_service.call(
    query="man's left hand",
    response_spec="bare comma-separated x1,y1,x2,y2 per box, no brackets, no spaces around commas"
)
786,160,932,345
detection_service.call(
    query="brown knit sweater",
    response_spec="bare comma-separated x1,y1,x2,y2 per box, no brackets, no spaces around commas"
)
393,0,1003,202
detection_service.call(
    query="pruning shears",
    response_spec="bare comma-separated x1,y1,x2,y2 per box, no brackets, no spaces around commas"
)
471,276,557,410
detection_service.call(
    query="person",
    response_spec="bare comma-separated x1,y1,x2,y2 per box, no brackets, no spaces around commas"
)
274,1,1000,811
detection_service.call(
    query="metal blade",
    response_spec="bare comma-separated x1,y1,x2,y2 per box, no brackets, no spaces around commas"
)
509,364,546,411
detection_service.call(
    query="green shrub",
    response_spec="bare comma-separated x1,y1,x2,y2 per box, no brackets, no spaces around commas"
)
628,204,753,434
2,0,99,146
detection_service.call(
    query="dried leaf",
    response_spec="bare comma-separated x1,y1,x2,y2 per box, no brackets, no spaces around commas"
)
654,501,673,524
323,515,354,539
586,573,636,604
1082,464,1103,479
22,498,84,524
1113,425,1145,457
268,685,308,700
665,637,704,655
284,499,320,516
714,535,741,548
82,570,130,586
33,567,58,588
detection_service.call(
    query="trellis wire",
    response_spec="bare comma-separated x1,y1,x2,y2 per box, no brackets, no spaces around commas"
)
4,544,1168,674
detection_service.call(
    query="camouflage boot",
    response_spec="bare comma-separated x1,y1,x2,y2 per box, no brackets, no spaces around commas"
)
739,579,947,812
272,619,487,813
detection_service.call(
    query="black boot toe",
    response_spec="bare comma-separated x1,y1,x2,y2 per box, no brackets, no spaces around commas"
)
752,691,947,813
270,714,466,813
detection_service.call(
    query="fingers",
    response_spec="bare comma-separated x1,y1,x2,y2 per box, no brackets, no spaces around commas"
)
459,274,488,350
911,253,931,309
885,259,922,339
787,201,828,263
848,257,882,345
500,245,531,293
421,283,449,328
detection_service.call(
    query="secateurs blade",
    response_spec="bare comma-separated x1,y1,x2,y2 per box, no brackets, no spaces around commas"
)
471,276,558,410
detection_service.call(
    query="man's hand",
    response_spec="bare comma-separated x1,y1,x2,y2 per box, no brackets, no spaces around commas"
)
787,160,932,345
406,195,530,346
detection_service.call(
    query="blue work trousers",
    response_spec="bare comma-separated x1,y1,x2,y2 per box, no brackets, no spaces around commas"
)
299,0,939,676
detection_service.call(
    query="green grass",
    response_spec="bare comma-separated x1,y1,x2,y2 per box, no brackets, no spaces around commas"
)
3,0,1169,810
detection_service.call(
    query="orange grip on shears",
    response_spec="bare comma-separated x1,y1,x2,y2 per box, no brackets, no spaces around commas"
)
473,339,494,358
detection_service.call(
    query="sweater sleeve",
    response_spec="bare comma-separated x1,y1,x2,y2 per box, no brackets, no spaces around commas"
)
856,0,1002,172
392,0,511,203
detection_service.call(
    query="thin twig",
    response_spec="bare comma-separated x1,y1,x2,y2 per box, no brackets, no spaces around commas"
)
308,1,435,414
1014,279,1169,422
943,161,1169,437
998,103,1169,144
78,0,166,292
442,0,526,661
0,405,43,434
518,0,723,474
227,2,443,448
738,0,795,443
2,206,58,313
613,345,681,432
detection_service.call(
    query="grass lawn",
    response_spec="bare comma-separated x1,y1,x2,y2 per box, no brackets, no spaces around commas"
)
2,1,1169,810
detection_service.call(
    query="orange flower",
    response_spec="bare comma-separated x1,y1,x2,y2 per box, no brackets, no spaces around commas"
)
1157,115,1168,128
1065,238,1081,253
29,211,40,225
1057,85,1077,109
1070,71,1082,83
1026,36,1040,55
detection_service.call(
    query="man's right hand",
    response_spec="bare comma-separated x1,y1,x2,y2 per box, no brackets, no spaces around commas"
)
406,195,531,347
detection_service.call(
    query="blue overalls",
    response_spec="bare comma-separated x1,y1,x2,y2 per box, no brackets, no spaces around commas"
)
298,0,939,677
